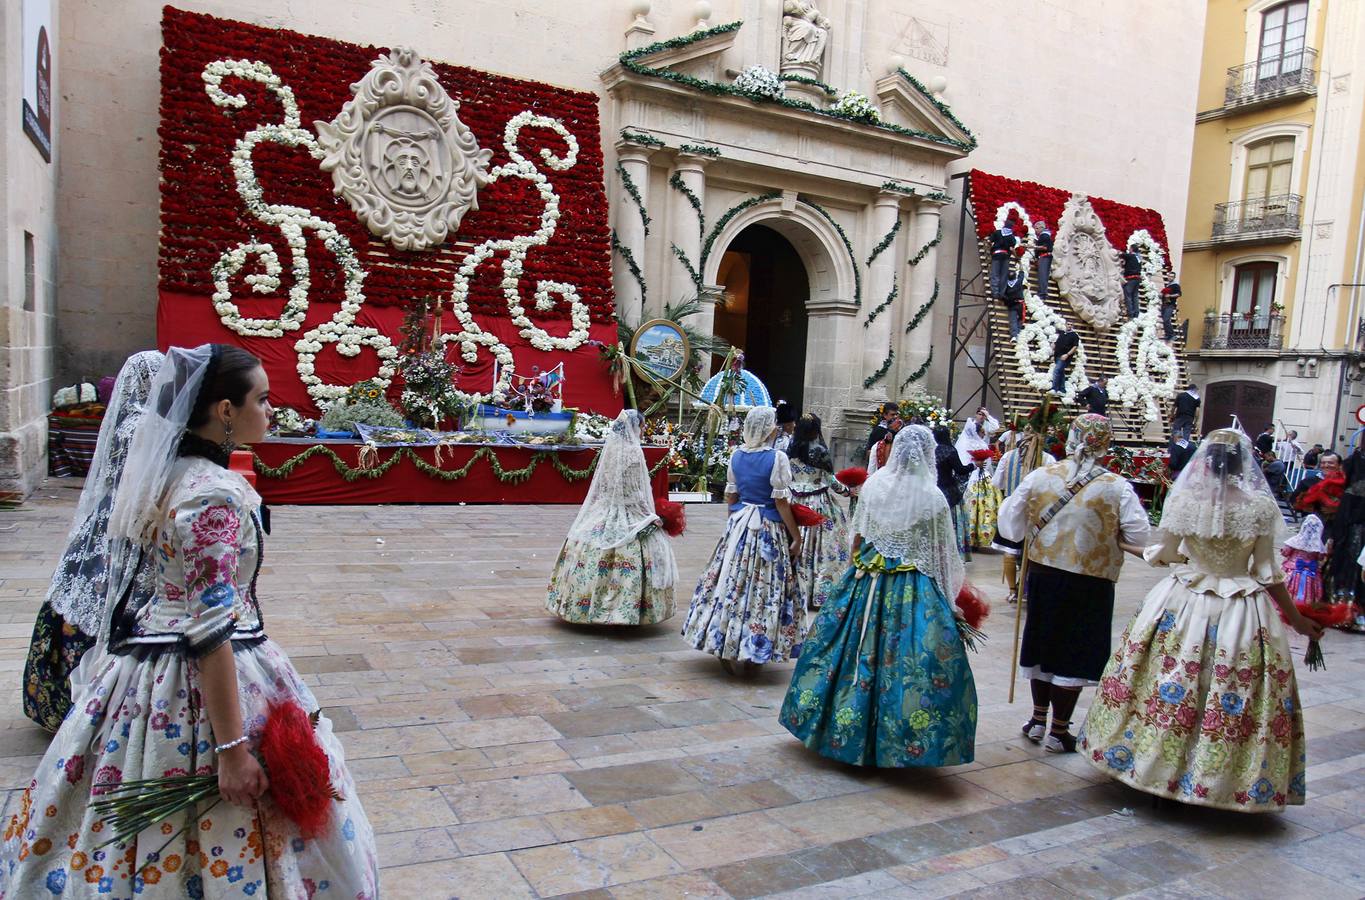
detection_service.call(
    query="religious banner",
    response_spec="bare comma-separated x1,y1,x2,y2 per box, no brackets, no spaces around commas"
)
157,7,617,416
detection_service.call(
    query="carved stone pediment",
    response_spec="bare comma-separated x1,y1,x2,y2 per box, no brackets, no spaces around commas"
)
315,48,493,252
1052,193,1123,331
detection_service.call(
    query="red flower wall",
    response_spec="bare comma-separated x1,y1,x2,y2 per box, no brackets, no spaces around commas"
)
968,169,1170,254
157,7,618,415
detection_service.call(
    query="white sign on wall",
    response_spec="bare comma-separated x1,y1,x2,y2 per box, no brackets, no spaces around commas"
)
22,0,53,162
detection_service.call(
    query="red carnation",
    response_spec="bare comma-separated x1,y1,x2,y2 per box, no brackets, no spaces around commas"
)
259,700,342,839
954,583,991,630
968,449,994,463
655,498,686,537
791,504,827,527
835,467,868,488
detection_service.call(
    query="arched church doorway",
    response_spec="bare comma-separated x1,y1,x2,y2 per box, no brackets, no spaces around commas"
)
713,224,809,411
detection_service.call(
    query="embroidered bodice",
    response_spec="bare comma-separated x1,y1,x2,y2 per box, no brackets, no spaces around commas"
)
123,457,266,655
1145,493,1284,598
726,448,793,522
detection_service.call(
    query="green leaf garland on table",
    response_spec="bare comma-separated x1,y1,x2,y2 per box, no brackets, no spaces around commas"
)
253,444,672,485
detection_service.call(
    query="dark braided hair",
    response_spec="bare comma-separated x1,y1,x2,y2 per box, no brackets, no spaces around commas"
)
788,413,831,472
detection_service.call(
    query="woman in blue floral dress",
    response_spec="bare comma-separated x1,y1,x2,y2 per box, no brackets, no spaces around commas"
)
682,406,806,671
780,425,978,767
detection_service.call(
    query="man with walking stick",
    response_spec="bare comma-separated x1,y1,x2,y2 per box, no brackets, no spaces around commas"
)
997,414,1149,753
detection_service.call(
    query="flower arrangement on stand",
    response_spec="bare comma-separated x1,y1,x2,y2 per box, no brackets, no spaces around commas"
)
733,65,785,99
896,389,953,430
395,298,470,430
831,90,882,124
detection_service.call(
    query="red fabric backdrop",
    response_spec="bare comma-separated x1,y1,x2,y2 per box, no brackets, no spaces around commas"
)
157,8,619,417
252,442,669,505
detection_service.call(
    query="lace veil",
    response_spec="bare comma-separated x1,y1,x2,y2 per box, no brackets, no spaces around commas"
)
741,406,777,450
851,425,965,600
44,350,162,636
562,410,676,589
1283,513,1326,554
1160,428,1285,543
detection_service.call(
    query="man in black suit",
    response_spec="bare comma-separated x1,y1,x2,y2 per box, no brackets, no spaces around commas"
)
1171,383,1200,439
1076,376,1109,415
1255,426,1275,457
866,402,898,454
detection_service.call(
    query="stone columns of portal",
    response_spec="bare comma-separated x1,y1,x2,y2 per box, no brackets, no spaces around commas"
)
860,190,905,401
670,151,713,339
898,197,949,389
613,142,653,326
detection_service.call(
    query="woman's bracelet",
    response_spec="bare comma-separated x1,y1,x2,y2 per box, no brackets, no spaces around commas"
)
215,735,250,754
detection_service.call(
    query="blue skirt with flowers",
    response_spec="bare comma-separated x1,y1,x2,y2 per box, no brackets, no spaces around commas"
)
779,546,977,767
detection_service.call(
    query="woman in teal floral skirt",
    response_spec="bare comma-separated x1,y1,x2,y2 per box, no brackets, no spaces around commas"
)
780,425,977,767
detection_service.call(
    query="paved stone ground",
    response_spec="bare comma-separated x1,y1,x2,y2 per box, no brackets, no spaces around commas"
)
4,480,1365,898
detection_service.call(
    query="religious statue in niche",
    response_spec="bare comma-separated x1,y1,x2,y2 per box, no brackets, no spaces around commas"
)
1051,193,1124,331
781,1,831,74
315,47,493,252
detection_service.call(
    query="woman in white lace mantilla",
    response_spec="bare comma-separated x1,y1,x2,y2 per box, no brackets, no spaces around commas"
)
546,409,677,625
1081,429,1324,812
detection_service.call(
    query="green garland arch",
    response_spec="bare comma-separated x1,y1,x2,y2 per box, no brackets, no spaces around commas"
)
799,198,862,307
253,444,671,485
701,191,781,269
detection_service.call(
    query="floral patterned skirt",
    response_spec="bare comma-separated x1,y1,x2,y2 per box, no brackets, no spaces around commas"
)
681,507,805,663
779,550,977,767
1080,575,1307,812
965,480,1001,549
23,602,96,733
791,488,850,611
0,638,378,898
545,537,675,625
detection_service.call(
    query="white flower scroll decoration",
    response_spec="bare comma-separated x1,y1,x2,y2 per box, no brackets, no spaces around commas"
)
202,58,399,408
999,203,1090,403
1108,230,1178,422
439,110,592,407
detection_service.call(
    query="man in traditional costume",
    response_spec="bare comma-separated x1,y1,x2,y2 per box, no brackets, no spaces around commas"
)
997,414,1150,753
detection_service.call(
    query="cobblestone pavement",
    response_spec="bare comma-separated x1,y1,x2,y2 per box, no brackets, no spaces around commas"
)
4,482,1365,898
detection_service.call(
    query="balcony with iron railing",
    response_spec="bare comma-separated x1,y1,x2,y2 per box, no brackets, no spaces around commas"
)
1223,48,1318,109
1210,194,1302,246
1200,312,1284,352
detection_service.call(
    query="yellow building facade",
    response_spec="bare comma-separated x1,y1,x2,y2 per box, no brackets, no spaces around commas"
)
1180,0,1365,451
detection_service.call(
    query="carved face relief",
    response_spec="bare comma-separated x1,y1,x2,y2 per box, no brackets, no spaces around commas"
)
315,48,493,252
1052,193,1123,331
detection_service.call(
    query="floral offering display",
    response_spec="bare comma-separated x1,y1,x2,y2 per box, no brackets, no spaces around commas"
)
733,65,785,99
830,90,882,123
895,389,953,430
158,8,616,415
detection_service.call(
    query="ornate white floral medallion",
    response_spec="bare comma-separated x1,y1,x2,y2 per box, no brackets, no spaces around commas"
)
315,48,493,251
1052,193,1123,331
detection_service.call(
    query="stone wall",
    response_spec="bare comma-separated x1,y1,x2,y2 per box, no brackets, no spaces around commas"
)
0,0,60,501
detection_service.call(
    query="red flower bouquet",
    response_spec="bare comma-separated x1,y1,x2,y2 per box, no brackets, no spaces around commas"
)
791,504,828,527
1295,603,1353,670
655,498,686,537
835,467,869,488
954,583,991,651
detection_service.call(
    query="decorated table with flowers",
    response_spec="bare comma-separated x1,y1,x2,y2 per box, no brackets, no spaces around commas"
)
250,434,669,505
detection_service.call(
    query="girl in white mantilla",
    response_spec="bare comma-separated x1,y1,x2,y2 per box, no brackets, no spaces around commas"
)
545,409,677,625
787,413,852,611
1081,429,1323,811
0,345,378,898
682,406,806,671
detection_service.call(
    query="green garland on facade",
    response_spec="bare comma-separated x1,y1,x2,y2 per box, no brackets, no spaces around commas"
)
778,72,838,95
880,181,918,197
253,443,671,485
619,23,974,151
668,171,705,244
908,223,943,267
619,129,664,148
864,277,897,329
701,191,781,268
863,343,894,390
671,243,704,291
865,218,901,266
922,190,953,204
616,162,650,236
895,69,979,150
900,348,933,391
680,143,722,158
798,198,862,306
611,230,647,306
904,281,938,333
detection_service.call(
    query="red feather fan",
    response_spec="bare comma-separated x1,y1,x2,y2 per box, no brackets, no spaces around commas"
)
791,503,828,527
655,498,687,537
955,583,992,630
836,467,869,488
259,700,342,839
